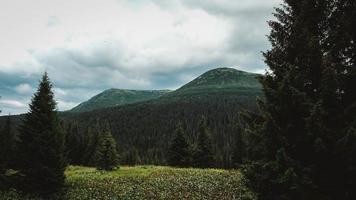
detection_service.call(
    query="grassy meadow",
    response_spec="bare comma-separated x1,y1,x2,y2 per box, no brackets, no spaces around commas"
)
0,166,255,200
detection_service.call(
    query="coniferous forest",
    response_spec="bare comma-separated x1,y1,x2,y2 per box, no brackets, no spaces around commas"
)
0,0,355,199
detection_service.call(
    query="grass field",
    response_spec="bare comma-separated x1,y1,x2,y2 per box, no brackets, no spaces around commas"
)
0,166,255,200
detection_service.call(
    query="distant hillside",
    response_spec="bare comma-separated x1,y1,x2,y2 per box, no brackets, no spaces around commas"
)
70,89,171,113
180,67,261,90
162,67,262,100
2,67,263,168
62,67,263,167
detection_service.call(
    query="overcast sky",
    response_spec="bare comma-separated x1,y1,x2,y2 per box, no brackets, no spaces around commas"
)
0,0,281,115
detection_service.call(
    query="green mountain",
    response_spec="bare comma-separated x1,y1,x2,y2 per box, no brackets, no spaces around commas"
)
165,67,261,99
61,67,263,167
70,89,171,113
2,67,263,168
180,67,261,90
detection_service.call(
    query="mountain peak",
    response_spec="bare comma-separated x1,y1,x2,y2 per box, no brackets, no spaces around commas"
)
179,67,261,91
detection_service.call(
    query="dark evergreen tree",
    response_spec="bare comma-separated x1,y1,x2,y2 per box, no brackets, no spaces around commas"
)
123,148,141,165
83,123,101,166
0,115,15,174
17,72,66,194
327,0,356,198
93,123,119,170
193,117,215,168
242,0,333,199
65,122,86,165
167,123,191,167
231,131,244,168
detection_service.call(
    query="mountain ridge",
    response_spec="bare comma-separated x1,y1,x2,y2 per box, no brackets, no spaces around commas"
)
70,89,171,113
70,67,262,113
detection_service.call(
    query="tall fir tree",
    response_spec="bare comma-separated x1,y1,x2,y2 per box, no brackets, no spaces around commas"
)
242,0,334,199
326,0,356,198
17,72,66,194
83,121,101,166
65,122,86,165
92,122,119,170
193,117,215,168
0,115,15,174
167,122,191,167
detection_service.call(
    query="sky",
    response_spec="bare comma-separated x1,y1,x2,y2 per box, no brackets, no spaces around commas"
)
0,0,281,115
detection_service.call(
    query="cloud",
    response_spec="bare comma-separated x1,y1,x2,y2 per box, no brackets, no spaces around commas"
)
0,99,26,108
47,16,61,27
15,83,33,94
0,0,281,115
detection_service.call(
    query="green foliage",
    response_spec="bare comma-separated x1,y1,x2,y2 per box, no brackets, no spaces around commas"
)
0,166,256,200
243,0,356,199
167,123,191,167
0,115,15,174
58,68,262,168
193,117,215,168
82,124,101,166
70,89,171,113
92,123,120,171
17,72,66,194
178,68,261,91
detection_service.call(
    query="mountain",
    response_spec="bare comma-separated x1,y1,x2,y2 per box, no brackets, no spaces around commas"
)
61,67,263,167
180,67,261,90
70,89,171,113
2,67,263,168
164,67,261,99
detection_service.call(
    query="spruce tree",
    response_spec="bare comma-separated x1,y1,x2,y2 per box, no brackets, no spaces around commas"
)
65,122,85,165
83,121,101,166
167,123,191,167
193,117,215,168
17,72,66,194
0,115,14,174
243,0,332,199
92,123,119,170
327,0,356,198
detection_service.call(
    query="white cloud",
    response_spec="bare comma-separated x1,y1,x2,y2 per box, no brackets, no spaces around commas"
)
0,99,26,108
56,100,78,111
15,83,33,94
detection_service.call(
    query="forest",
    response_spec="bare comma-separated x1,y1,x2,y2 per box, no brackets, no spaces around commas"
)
0,0,355,199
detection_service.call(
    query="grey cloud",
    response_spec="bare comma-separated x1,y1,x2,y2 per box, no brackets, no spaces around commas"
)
47,16,61,27
0,0,281,115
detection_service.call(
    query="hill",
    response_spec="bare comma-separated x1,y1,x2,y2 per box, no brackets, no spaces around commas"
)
1,67,263,168
179,67,261,90
162,67,261,100
62,67,263,168
70,89,171,113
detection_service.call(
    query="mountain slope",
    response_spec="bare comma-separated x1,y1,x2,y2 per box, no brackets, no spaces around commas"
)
162,67,262,100
180,67,261,90
62,67,263,167
70,89,171,113
3,67,263,168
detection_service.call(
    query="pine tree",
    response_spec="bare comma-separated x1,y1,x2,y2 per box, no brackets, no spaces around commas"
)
93,123,119,170
231,131,244,168
167,123,191,167
326,0,356,198
17,72,66,194
243,0,332,199
65,122,85,165
193,117,215,168
83,121,101,166
0,115,15,174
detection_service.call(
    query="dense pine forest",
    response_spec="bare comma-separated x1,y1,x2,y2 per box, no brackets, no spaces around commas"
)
0,0,355,199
